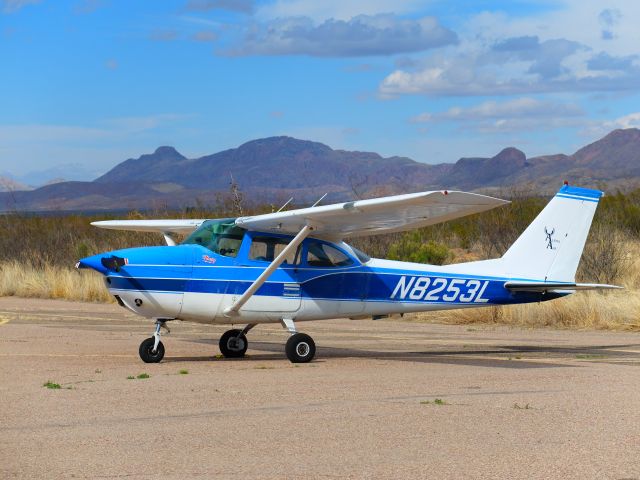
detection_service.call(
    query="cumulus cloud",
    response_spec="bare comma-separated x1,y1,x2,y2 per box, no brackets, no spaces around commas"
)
2,0,40,13
379,35,640,97
599,8,622,40
587,52,636,71
257,0,425,22
582,112,640,138
226,14,457,57
185,0,253,14
410,97,586,133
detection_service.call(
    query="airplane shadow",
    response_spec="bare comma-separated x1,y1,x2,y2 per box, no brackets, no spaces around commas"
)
167,338,640,369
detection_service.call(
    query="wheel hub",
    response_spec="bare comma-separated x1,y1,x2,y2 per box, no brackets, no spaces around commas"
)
228,337,245,351
296,342,309,357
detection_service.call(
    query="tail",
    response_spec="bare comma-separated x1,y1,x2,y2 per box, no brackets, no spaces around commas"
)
501,185,602,283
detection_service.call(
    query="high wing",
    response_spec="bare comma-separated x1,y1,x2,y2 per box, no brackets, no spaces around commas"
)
91,219,206,235
91,219,206,245
504,282,622,292
235,190,509,239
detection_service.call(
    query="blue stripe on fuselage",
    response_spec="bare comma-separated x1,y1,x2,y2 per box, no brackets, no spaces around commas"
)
107,266,562,306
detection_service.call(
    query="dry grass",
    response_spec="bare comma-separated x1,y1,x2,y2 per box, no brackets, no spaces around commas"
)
408,290,640,331
0,261,112,303
408,241,640,331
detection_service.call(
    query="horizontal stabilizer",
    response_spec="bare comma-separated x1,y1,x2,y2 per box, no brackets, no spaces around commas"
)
504,281,622,292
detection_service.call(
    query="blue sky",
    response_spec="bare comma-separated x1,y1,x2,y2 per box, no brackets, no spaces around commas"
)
1,0,640,183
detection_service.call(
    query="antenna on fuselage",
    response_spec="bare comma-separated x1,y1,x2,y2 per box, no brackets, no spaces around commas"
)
311,193,328,208
274,197,294,213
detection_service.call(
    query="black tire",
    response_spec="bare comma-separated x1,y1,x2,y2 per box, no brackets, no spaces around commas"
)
219,329,248,358
139,337,165,363
285,333,315,363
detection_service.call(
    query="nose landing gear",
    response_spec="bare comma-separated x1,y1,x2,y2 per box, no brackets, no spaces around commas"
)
139,320,170,363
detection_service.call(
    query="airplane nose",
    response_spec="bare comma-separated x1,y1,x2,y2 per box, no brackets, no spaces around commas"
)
76,254,108,274
76,253,128,275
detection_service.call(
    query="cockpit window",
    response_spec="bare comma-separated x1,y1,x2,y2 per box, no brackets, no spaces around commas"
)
182,218,245,257
306,241,353,267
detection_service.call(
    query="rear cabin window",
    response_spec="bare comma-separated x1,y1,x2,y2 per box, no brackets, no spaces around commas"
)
249,236,299,265
306,242,353,267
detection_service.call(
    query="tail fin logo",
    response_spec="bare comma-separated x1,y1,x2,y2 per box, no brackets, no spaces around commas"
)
545,227,556,250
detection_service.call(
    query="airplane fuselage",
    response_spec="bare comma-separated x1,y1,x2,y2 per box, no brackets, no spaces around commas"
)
95,241,563,325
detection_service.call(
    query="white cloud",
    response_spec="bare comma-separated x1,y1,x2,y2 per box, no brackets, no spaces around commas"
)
464,1,640,57
412,97,584,122
379,34,640,97
226,14,456,57
583,112,640,138
257,0,426,21
410,97,587,133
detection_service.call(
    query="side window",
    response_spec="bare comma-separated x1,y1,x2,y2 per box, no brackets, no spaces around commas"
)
306,242,353,267
249,236,299,264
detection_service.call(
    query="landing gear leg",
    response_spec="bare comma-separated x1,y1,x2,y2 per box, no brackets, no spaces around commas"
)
139,320,168,363
282,318,315,363
219,324,255,358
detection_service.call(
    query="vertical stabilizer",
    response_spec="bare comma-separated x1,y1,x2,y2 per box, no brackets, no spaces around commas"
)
501,185,603,282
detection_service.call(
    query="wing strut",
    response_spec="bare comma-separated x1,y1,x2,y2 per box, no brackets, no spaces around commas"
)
223,224,313,317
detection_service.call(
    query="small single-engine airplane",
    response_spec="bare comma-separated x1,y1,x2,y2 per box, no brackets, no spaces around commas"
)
77,184,619,364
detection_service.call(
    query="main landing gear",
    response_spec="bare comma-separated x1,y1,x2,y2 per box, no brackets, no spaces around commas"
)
281,319,316,363
137,319,316,364
218,324,255,358
217,319,316,363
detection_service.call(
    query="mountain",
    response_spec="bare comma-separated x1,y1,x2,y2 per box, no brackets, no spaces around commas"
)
96,137,451,192
2,129,640,212
0,176,32,192
95,146,187,184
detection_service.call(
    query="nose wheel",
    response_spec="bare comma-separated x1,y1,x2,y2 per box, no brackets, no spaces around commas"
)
139,320,169,363
139,337,165,363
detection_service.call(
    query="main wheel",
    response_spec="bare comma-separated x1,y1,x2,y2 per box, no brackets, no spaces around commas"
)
285,333,315,363
219,329,248,358
139,337,165,363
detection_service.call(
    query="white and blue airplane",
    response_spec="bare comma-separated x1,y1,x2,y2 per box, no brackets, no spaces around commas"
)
77,184,619,364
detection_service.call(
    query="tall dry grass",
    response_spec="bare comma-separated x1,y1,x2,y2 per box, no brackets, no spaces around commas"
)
0,261,112,303
409,240,640,331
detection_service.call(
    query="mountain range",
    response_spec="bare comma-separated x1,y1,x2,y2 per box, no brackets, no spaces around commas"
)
2,128,640,212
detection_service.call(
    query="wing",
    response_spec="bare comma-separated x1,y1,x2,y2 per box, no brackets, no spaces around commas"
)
235,190,509,239
91,219,206,235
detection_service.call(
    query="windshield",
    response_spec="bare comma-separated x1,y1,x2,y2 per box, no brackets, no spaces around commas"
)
182,218,246,257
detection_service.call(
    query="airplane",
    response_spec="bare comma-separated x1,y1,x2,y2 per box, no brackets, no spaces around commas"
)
77,184,620,364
